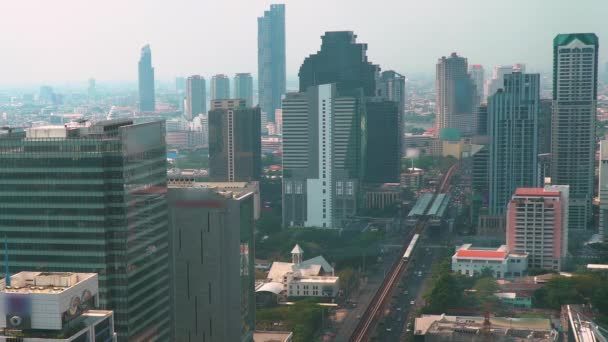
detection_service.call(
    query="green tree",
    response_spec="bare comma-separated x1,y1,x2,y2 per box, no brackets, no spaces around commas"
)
473,277,499,307
424,273,462,313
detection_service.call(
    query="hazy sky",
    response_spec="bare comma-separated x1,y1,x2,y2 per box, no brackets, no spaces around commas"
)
0,0,606,85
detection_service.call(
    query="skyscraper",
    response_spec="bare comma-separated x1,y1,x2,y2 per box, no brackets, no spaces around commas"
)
376,70,406,115
0,120,170,342
436,53,478,136
489,72,539,215
365,99,400,183
138,44,155,112
185,75,207,120
258,4,286,123
298,31,398,184
211,74,230,100
537,99,552,155
550,33,599,232
234,73,254,107
469,64,485,101
208,100,261,182
506,186,569,271
282,84,365,229
168,183,255,342
599,140,608,242
299,31,378,96
484,64,526,98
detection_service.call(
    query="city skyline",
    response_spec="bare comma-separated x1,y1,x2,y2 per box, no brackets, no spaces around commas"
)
0,0,607,85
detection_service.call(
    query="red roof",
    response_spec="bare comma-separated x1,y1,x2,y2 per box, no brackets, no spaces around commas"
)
456,250,506,259
515,188,560,197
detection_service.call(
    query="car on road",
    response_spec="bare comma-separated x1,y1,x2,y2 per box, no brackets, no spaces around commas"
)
410,300,415,305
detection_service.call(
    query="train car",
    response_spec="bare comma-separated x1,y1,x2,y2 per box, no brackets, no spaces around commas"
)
403,234,419,261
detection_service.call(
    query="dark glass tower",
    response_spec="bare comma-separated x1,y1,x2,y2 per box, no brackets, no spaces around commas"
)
258,4,286,122
0,120,170,342
186,75,206,120
234,73,254,107
138,44,155,112
365,99,399,183
208,100,261,182
299,31,379,96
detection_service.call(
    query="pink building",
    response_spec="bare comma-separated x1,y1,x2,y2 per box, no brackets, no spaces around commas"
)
506,186,569,271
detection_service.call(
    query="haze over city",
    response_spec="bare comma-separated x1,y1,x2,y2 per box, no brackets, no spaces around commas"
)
1,0,607,85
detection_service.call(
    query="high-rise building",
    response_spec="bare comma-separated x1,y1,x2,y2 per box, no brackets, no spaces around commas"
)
138,44,155,112
234,73,254,107
275,109,283,135
168,183,255,342
185,75,207,120
376,70,406,115
598,140,608,242
365,99,400,183
484,64,526,99
0,272,117,342
538,99,552,155
476,104,488,136
488,72,539,215
0,120,170,342
469,64,485,101
258,4,286,123
506,186,569,271
436,53,478,136
88,78,96,102
282,84,365,229
211,74,230,100
550,33,599,232
299,31,379,96
209,100,261,182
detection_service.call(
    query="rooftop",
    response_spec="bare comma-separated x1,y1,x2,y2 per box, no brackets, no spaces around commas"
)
455,250,506,259
515,188,560,197
1,272,97,294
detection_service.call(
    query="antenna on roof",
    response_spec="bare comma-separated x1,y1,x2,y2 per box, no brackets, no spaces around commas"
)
4,235,10,287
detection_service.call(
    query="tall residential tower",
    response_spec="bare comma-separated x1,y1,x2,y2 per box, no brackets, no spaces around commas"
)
211,74,230,100
488,72,539,214
185,75,207,120
550,33,599,232
258,4,286,122
234,73,254,107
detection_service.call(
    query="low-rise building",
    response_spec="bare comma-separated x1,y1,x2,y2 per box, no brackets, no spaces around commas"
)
414,314,558,341
494,292,533,309
0,272,116,342
261,245,339,299
452,244,528,278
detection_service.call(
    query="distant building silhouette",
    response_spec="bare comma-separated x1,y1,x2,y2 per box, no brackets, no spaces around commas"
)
211,74,230,100
258,4,286,122
185,75,206,120
234,73,254,107
138,44,155,112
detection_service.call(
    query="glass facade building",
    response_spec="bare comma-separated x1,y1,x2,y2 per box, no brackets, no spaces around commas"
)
258,4,286,123
0,120,170,342
138,44,156,112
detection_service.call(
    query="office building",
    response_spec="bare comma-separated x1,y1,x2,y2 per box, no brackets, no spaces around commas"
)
138,44,155,112
211,74,230,100
0,120,170,342
168,183,255,342
452,244,528,278
476,103,488,135
599,140,608,242
185,75,207,121
365,99,400,183
0,272,116,342
299,31,378,96
376,70,406,115
489,72,539,215
551,33,599,232
469,64,485,101
209,99,261,182
258,4,286,122
275,109,283,135
234,73,254,107
538,99,552,155
506,186,569,271
485,64,526,98
436,53,478,136
282,84,365,229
